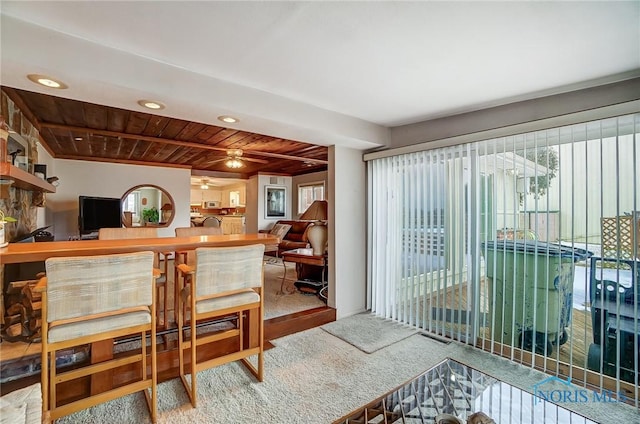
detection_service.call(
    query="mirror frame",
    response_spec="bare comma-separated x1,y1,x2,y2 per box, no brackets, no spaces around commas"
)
121,184,175,228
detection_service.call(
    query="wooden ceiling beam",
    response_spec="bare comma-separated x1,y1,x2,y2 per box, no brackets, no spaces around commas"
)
39,123,328,164
54,154,193,170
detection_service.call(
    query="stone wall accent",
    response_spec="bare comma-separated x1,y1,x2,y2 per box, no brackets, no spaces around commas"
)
0,90,40,241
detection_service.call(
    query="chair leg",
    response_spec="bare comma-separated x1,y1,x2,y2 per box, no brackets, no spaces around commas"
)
178,295,184,378
49,347,57,411
41,347,49,416
257,350,264,382
174,268,180,325
163,282,168,330
150,325,158,422
190,311,197,408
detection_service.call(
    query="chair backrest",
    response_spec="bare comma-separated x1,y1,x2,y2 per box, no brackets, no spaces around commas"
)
44,251,155,322
175,227,223,237
194,244,265,297
98,227,158,240
202,217,221,228
98,227,161,268
176,227,223,265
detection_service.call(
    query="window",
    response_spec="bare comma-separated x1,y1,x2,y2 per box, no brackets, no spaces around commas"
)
123,191,140,222
298,182,324,214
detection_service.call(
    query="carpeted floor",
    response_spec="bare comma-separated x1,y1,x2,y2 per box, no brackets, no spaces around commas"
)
263,258,325,319
58,314,639,424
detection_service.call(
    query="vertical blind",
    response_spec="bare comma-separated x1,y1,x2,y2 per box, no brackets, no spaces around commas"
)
367,113,639,407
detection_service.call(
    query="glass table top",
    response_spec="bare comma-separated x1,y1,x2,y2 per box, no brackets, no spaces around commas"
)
335,358,596,424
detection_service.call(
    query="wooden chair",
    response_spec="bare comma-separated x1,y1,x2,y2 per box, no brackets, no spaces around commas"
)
37,251,158,422
174,226,223,321
176,244,265,407
202,216,221,228
98,227,170,329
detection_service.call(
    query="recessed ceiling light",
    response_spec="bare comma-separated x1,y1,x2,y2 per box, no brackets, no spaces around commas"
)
217,115,239,124
27,74,68,89
137,100,165,110
74,137,83,141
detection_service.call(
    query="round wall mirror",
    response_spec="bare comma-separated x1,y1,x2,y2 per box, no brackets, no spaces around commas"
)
121,184,175,227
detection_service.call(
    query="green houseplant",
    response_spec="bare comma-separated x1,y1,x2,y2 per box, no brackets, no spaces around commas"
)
0,210,17,247
142,207,159,224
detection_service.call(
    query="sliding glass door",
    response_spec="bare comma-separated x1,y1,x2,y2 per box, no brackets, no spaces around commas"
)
367,113,639,406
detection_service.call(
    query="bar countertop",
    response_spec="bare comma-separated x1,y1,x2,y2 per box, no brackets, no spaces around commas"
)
0,233,279,264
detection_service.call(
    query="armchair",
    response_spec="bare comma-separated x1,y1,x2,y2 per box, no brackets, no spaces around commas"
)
263,220,314,256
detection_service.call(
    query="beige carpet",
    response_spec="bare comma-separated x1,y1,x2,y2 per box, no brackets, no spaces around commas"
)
57,314,639,424
263,258,325,320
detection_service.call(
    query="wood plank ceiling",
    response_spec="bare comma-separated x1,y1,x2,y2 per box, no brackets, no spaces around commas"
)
2,87,328,177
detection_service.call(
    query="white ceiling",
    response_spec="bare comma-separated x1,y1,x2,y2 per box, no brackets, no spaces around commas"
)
1,1,638,151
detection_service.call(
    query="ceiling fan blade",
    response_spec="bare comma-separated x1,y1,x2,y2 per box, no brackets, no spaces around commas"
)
206,157,228,165
242,156,269,164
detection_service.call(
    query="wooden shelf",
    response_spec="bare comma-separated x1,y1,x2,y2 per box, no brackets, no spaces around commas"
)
0,163,56,193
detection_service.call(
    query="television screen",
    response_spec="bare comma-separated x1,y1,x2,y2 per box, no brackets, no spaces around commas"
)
78,196,122,234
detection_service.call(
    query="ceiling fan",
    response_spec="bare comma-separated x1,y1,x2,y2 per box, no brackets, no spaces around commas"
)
208,149,269,169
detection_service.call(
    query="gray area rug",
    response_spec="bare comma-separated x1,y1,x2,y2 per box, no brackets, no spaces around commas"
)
320,312,418,353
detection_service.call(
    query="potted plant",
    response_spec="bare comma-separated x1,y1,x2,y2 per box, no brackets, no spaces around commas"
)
142,207,159,224
0,210,17,248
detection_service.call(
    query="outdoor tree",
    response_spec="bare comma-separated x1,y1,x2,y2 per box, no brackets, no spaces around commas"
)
525,146,559,199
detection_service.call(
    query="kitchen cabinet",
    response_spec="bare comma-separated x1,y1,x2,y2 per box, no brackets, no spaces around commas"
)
190,188,222,205
203,189,222,202
221,216,245,235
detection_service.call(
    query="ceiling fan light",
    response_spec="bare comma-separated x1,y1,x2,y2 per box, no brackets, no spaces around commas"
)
225,158,243,169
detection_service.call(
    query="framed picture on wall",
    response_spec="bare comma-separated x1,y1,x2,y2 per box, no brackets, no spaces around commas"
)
265,186,286,218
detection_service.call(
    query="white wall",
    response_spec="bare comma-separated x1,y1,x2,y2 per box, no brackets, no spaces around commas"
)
390,78,640,149
245,176,259,233
35,144,56,229
256,175,292,231
329,146,367,318
44,159,191,240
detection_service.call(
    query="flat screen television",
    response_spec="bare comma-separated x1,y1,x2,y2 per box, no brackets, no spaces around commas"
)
78,195,122,234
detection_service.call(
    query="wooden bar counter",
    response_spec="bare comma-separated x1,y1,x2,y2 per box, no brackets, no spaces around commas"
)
0,233,279,264
0,233,281,400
